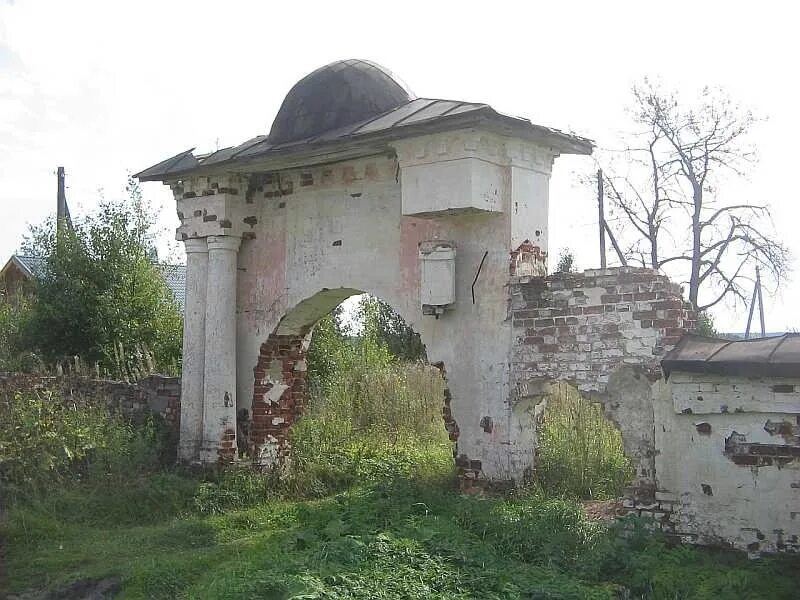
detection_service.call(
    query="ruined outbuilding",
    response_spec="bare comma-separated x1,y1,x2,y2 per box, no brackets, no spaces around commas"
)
657,335,800,554
137,59,798,554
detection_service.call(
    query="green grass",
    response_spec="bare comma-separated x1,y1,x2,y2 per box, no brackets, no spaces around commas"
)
4,364,800,599
4,448,800,600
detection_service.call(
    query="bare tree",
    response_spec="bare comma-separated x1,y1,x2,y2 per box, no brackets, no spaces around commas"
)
598,80,790,312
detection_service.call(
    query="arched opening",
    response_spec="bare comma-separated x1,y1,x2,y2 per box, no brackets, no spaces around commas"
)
535,381,634,501
245,288,458,474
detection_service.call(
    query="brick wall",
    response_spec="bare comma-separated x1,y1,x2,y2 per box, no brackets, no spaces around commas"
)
511,267,695,388
249,332,310,467
0,373,181,433
510,266,695,500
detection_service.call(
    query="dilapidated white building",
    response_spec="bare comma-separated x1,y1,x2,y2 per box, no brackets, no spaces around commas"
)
137,59,798,554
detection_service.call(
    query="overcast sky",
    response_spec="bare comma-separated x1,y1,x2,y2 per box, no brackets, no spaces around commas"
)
1,0,797,332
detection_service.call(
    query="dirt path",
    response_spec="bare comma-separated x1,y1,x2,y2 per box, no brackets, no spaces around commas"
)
583,499,622,523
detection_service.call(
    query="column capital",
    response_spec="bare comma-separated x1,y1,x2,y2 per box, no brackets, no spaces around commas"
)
207,235,241,252
184,238,208,254
175,187,257,241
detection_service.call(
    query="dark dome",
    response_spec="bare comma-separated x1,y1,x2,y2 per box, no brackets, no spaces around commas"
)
267,59,413,145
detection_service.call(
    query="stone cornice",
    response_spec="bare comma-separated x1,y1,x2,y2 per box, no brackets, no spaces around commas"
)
393,129,557,175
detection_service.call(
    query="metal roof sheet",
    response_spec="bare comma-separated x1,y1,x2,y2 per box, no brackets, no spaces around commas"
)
135,100,593,182
662,334,800,378
396,100,467,125
156,263,186,312
353,98,437,133
135,148,197,181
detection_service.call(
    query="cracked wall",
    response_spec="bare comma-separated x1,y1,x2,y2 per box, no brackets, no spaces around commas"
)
655,372,800,554
510,266,695,500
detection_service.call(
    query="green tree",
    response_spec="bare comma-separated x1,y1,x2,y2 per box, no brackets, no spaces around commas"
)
0,297,38,372
306,306,348,394
555,248,576,274
357,296,426,361
19,177,182,375
695,310,718,337
306,295,426,399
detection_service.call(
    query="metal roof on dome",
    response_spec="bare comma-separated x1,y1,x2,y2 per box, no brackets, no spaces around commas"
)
267,59,413,145
135,60,594,182
662,333,800,378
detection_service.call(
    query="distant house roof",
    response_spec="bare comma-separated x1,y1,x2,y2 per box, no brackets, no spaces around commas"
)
662,333,800,378
0,254,186,312
156,264,186,310
0,255,46,281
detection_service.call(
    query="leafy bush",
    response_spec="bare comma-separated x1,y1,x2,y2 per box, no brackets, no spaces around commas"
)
0,388,169,487
0,297,41,372
536,382,632,499
17,177,182,376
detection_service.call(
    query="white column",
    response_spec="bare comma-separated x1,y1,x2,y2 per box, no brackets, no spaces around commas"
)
178,238,208,462
201,235,241,462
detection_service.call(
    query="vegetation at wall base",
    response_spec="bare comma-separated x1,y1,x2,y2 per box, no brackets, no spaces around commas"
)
536,382,633,500
3,300,799,598
4,442,799,599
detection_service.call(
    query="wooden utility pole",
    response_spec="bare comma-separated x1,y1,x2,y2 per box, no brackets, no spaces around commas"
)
604,220,628,267
56,166,72,239
596,169,627,267
744,266,765,339
57,167,67,219
598,169,607,268
756,266,765,337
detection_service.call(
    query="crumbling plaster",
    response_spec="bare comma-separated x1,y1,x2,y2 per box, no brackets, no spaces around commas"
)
654,373,800,554
173,128,557,481
163,120,800,554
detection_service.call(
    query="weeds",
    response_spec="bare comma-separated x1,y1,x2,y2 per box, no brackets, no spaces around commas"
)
3,416,800,598
536,382,632,499
3,309,799,598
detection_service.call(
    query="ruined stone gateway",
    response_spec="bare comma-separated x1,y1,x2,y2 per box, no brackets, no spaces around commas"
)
137,59,799,554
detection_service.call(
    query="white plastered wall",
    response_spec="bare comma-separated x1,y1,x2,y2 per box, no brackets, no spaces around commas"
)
654,373,800,553
231,128,558,480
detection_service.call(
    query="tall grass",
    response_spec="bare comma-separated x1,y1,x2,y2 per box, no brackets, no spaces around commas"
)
536,382,632,499
290,358,452,495
303,360,447,443
4,312,800,598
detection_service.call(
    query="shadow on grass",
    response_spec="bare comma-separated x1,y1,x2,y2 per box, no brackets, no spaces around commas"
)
5,472,800,600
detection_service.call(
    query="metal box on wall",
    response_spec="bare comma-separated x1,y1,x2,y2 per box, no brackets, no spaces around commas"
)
419,240,456,316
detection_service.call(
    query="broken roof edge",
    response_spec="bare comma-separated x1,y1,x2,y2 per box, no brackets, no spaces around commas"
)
661,333,800,379
135,107,593,183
